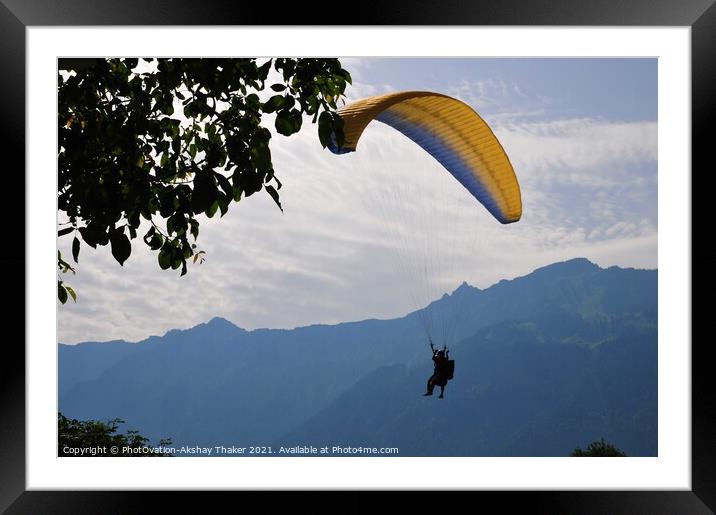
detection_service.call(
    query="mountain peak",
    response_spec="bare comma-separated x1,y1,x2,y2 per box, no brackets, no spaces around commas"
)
453,281,479,295
201,316,245,333
171,316,242,336
532,257,600,276
206,316,236,328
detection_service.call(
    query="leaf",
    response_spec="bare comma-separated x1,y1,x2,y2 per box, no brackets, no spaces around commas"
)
58,227,74,237
189,219,199,239
216,174,233,198
160,99,174,116
249,140,272,174
158,249,171,270
65,286,77,302
143,226,156,242
58,282,68,304
206,200,219,218
78,226,97,249
57,251,76,274
257,59,272,80
261,95,285,114
270,83,286,92
191,171,218,215
149,233,163,250
274,111,293,136
284,96,297,113
72,236,80,263
275,109,302,136
265,184,283,212
110,229,131,265
218,196,229,217
167,214,187,236
183,101,195,118
318,111,333,148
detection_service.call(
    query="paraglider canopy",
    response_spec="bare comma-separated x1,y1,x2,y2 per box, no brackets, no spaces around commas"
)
328,91,522,224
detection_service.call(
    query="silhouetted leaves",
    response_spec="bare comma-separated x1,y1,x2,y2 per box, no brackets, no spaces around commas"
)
190,170,217,215
58,282,68,304
158,248,172,270
275,108,303,136
318,110,344,149
72,236,80,263
58,412,172,457
265,184,283,212
262,94,285,113
109,229,131,265
57,58,351,303
65,286,77,302
571,438,626,457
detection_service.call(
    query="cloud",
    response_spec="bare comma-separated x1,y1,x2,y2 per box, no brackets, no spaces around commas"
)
448,78,550,123
497,118,657,180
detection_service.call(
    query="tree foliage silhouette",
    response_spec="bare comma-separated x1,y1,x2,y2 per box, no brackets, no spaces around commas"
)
571,438,627,457
58,412,172,456
58,57,351,302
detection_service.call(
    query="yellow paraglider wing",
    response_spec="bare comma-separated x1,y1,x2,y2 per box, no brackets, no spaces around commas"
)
328,91,522,224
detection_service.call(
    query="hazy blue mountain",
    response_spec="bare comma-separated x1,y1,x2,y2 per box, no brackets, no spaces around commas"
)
59,258,657,456
278,318,657,456
59,339,146,397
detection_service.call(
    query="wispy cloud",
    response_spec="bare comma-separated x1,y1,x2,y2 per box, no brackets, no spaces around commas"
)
448,78,550,123
497,118,657,179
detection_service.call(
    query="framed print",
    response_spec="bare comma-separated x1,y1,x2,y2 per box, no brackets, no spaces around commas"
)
2,0,713,512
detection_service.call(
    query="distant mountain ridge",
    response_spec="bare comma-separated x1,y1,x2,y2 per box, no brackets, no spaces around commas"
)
59,258,657,456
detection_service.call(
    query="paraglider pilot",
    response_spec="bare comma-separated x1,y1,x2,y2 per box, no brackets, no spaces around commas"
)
424,341,451,399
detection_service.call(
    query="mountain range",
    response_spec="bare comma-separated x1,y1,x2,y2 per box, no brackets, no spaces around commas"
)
59,258,657,456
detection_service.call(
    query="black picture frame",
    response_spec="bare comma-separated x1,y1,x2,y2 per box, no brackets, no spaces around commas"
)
1,1,711,512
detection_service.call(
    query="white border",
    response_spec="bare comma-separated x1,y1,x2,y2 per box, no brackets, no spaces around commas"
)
27,27,690,490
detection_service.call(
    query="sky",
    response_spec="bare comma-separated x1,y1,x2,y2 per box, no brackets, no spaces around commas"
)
58,58,658,344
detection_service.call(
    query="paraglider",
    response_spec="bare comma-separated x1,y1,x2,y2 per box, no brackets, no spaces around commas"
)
424,341,455,399
328,91,521,396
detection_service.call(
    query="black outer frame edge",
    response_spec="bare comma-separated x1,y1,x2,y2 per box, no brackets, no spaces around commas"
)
1,0,713,513
2,491,716,514
0,1,27,515
692,1,716,512
0,0,714,25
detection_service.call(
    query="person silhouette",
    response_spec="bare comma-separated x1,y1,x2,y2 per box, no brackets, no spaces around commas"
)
424,341,450,399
